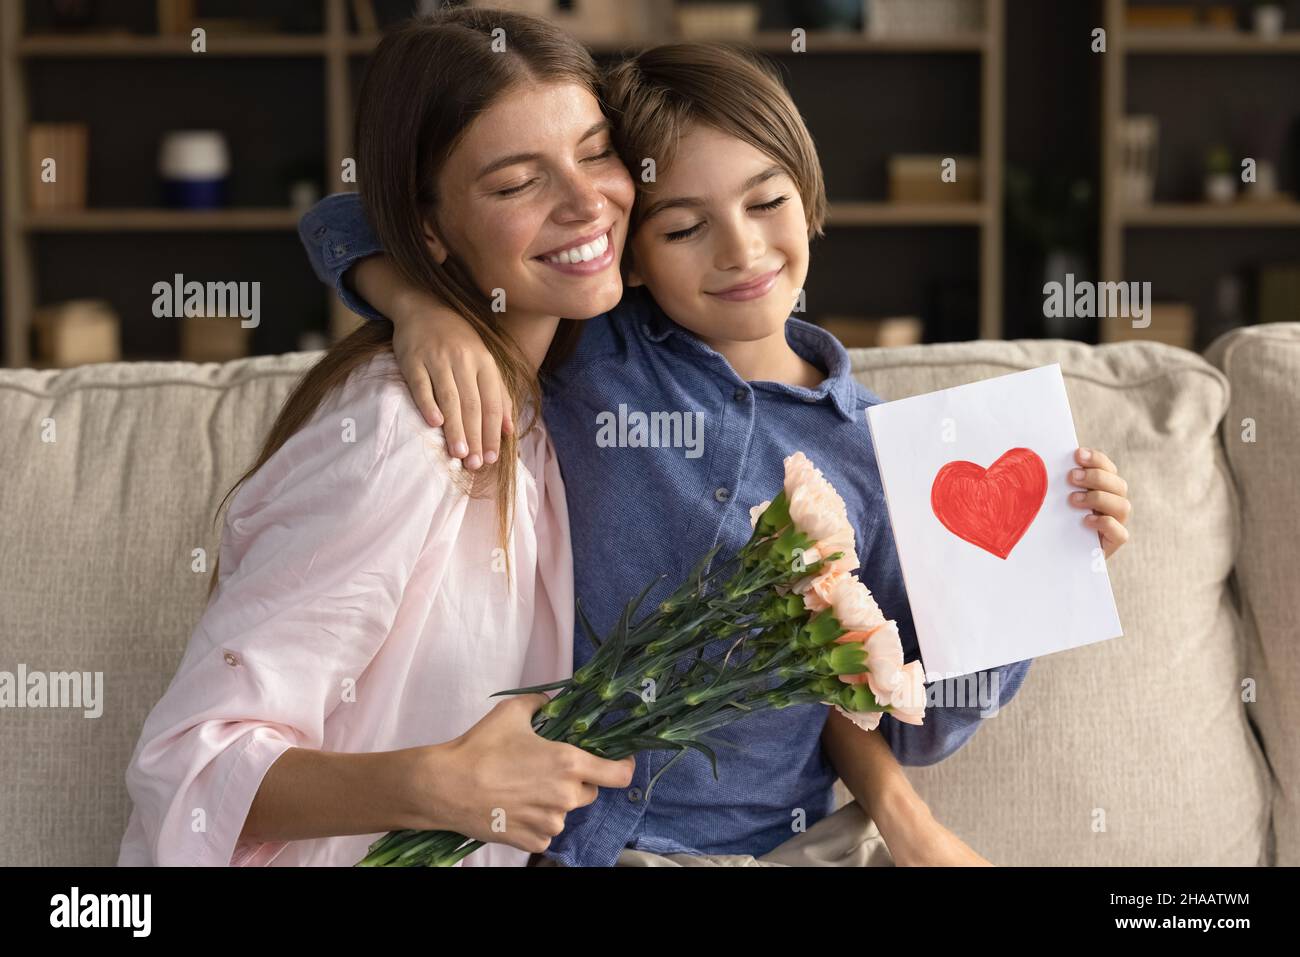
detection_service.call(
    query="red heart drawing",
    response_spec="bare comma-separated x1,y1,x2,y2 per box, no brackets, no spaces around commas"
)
930,448,1048,559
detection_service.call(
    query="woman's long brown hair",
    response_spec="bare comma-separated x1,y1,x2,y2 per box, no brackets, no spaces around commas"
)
208,6,602,596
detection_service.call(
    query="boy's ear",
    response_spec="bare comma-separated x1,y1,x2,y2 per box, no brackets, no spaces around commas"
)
422,216,450,266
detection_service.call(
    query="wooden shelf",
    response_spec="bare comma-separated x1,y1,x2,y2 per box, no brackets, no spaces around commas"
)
827,202,988,226
345,29,989,57
1125,29,1300,54
735,31,987,53
1120,202,1300,227
1,0,1009,363
1100,0,1300,334
19,33,331,57
347,33,380,54
24,209,303,232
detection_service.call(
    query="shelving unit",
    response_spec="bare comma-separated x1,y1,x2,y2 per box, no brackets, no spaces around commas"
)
344,2,1005,338
1100,0,1300,312
1,0,1007,366
0,0,357,365
1120,202,1300,227
1124,28,1300,53
17,34,333,56
24,209,304,232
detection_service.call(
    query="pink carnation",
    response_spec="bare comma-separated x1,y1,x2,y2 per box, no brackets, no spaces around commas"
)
782,451,820,499
887,661,927,725
793,569,844,612
864,619,905,703
834,704,882,733
829,576,886,633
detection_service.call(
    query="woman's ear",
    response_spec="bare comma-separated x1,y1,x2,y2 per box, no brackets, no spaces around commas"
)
422,216,450,266
625,250,645,288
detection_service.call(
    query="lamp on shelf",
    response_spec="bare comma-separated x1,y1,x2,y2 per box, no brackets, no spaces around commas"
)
1250,1,1286,40
1117,115,1158,207
157,131,230,209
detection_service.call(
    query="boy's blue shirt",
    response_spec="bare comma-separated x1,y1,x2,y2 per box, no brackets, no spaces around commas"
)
300,194,1033,866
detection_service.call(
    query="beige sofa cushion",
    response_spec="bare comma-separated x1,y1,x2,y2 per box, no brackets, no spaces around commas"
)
1205,323,1300,866
0,354,319,865
0,338,1275,866
846,339,1270,866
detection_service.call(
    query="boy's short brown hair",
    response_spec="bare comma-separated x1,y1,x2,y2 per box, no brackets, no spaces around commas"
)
600,42,828,242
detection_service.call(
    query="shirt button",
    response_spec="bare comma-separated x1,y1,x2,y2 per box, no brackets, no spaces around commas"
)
223,651,240,667
733,388,748,401
802,395,818,403
332,243,349,256
314,225,327,238
627,787,643,803
714,487,731,503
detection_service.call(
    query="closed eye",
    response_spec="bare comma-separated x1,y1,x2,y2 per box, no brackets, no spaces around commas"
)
664,195,791,242
665,222,703,242
497,148,615,197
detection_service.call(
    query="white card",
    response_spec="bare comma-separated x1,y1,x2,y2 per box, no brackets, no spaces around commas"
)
865,363,1122,677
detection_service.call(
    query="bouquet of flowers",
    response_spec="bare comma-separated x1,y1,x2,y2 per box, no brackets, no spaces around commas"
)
357,452,926,866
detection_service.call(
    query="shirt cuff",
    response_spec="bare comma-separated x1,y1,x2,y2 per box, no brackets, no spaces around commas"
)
334,262,387,323
201,728,297,867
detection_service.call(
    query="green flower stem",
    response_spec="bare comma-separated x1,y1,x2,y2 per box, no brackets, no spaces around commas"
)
353,510,855,866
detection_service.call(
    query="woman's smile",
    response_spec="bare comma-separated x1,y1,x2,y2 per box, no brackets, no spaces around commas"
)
533,227,616,275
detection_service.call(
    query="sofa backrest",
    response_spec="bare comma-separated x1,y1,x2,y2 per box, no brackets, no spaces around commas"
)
0,353,319,865
847,337,1271,866
0,334,1285,866
1205,323,1300,867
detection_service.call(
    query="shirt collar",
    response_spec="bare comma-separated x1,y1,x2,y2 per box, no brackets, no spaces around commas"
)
634,288,859,422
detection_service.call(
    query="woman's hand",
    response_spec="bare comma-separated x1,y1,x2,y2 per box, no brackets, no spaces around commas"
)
1067,447,1131,559
391,296,511,472
409,694,635,855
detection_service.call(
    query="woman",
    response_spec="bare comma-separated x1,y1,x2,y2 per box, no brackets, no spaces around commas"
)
117,8,636,867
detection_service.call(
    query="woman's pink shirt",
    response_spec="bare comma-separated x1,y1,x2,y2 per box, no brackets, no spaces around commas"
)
117,353,573,866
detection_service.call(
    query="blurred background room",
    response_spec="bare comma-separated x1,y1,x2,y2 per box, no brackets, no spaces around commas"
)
2,0,1299,368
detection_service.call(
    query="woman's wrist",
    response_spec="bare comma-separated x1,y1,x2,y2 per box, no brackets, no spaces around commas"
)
390,740,463,833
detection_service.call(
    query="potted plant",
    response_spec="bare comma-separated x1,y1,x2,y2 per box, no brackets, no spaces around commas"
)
1204,144,1237,204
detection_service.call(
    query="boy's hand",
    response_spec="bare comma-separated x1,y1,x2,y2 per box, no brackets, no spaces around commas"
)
391,300,511,472
874,790,992,866
1067,447,1130,559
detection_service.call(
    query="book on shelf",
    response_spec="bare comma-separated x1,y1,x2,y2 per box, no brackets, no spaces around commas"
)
817,315,924,349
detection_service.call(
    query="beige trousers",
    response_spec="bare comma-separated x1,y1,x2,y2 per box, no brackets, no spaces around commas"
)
529,800,894,867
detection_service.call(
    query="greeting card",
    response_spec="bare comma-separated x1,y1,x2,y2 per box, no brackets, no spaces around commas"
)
865,364,1122,676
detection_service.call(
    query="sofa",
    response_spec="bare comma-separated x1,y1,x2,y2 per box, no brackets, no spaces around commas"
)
2,323,1295,866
